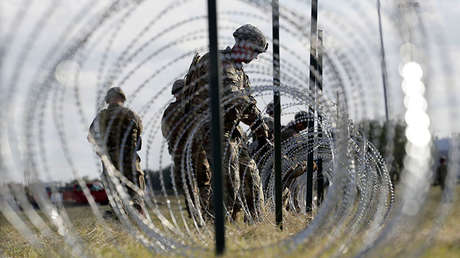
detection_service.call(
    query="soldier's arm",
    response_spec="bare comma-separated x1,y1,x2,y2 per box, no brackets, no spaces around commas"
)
133,116,143,151
87,114,105,156
88,120,95,142
221,70,269,139
125,109,143,151
88,113,101,143
134,128,142,151
281,126,296,142
134,111,143,135
87,121,97,145
240,102,270,139
124,119,141,152
137,115,143,151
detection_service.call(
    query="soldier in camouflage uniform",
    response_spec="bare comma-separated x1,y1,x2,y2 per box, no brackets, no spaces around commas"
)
264,102,275,130
249,102,286,163
184,24,270,221
281,111,317,211
281,111,309,142
88,87,145,215
161,79,211,221
249,102,276,195
248,102,274,168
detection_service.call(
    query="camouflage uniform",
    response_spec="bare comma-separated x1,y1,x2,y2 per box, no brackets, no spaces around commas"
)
89,88,145,212
263,116,274,133
281,126,298,142
248,103,275,156
184,25,269,220
161,80,211,219
279,111,317,211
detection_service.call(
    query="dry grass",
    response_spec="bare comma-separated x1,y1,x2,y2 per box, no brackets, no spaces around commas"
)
1,186,459,257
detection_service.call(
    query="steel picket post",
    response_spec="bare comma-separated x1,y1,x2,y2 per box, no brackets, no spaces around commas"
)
272,0,283,230
206,0,225,254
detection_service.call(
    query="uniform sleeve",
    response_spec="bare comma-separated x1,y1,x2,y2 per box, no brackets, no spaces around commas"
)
135,114,143,151
88,112,103,144
88,116,97,138
138,118,143,135
223,70,269,139
281,127,297,142
87,112,107,156
133,127,142,151
240,103,269,139
127,110,143,151
221,64,243,94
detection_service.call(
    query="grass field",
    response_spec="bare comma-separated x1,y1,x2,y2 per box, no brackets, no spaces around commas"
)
1,186,459,257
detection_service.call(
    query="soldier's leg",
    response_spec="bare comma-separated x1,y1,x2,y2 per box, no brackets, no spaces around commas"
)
173,154,184,193
122,155,145,215
226,138,242,221
186,141,207,224
100,163,118,219
238,143,264,222
173,154,193,218
134,157,146,213
192,143,211,218
283,188,291,211
205,136,241,220
292,183,301,212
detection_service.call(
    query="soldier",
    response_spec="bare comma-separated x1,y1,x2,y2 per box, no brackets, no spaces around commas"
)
161,79,211,221
263,102,275,132
184,24,270,222
249,102,276,166
88,87,145,215
281,111,309,141
281,111,317,212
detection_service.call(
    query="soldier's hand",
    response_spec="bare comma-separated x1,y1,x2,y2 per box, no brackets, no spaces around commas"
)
268,130,274,141
256,136,273,150
292,162,307,178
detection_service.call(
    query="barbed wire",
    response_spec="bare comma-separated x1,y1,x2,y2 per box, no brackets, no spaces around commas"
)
0,0,458,257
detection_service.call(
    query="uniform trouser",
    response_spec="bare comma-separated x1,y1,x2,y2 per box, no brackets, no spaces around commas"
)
172,153,194,217
103,153,145,212
175,144,211,219
191,142,212,217
202,134,264,221
282,164,307,212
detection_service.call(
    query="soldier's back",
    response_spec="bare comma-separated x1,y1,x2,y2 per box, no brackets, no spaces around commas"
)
185,48,245,110
91,104,141,156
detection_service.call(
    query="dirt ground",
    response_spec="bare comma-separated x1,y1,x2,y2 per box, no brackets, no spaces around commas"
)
1,186,459,257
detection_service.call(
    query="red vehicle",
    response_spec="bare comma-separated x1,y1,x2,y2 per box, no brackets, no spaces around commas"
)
62,182,109,205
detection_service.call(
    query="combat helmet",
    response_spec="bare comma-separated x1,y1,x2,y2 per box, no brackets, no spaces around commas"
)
105,87,126,103
266,102,274,115
294,111,310,124
172,79,185,95
233,24,268,53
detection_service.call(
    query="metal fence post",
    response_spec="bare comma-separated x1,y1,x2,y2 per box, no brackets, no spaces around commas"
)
206,0,225,254
272,0,283,230
377,0,389,121
306,0,318,213
316,29,324,205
